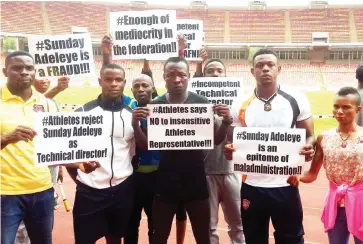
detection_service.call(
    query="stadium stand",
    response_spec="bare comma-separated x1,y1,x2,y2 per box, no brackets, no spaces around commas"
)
1,1,45,34
354,8,363,42
46,2,107,38
1,2,362,93
229,10,286,43
176,9,225,43
290,8,351,43
2,2,362,43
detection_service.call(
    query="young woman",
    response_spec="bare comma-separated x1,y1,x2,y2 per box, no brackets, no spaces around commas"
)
288,86,363,244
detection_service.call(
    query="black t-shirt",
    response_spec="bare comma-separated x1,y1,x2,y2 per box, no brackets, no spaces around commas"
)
151,91,210,202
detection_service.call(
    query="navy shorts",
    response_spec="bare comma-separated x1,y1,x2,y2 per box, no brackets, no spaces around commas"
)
240,183,304,244
73,177,133,244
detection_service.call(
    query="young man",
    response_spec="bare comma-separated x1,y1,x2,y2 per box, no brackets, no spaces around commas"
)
133,56,232,244
15,76,69,244
356,65,363,126
101,34,188,244
1,51,58,244
65,63,143,244
224,49,315,244
33,76,69,208
193,56,245,244
124,74,159,244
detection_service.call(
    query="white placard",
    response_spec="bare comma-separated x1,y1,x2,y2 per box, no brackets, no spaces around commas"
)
232,127,306,176
147,104,214,150
188,77,244,107
33,112,109,166
109,10,178,60
28,33,95,79
176,19,203,61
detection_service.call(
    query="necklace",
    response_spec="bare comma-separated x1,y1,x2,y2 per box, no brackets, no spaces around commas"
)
254,86,279,112
337,125,357,148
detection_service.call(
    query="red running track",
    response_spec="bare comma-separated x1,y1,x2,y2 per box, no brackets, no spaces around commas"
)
53,168,355,244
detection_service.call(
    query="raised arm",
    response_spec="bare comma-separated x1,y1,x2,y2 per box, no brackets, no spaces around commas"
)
213,104,233,145
102,34,112,67
194,46,208,77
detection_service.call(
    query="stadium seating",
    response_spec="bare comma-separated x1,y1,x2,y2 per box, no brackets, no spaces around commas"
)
46,2,107,38
354,9,363,42
290,8,350,43
1,1,45,34
176,10,225,43
229,10,285,43
320,64,358,91
2,2,361,43
2,3,362,93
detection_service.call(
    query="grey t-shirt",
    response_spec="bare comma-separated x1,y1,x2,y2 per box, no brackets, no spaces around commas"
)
356,89,363,126
203,117,233,175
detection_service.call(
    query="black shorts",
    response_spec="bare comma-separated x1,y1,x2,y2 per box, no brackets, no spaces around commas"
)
240,183,304,244
73,177,133,244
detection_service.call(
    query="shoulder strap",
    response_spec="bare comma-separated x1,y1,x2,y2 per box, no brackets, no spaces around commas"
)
237,93,256,127
277,90,300,128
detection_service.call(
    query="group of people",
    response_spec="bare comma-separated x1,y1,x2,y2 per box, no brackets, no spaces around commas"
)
1,32,363,244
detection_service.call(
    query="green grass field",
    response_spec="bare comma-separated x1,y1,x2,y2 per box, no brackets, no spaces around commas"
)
55,88,338,135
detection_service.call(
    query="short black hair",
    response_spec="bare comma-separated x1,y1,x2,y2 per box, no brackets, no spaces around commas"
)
5,50,34,67
203,58,225,73
356,64,363,81
336,86,361,106
163,56,189,72
252,48,278,64
100,63,125,76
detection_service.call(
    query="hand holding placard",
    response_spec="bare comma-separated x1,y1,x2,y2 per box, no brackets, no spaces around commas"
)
132,107,150,127
2,126,37,145
78,161,101,173
232,127,306,176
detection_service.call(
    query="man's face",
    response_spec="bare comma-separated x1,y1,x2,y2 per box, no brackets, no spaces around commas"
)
163,61,189,95
204,61,226,77
98,68,126,100
132,76,154,105
33,79,50,94
3,55,35,92
251,54,281,88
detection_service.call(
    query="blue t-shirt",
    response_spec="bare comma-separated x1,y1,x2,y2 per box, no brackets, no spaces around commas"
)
123,95,137,109
130,103,160,173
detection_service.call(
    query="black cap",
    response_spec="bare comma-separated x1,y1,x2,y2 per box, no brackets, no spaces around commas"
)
357,64,363,81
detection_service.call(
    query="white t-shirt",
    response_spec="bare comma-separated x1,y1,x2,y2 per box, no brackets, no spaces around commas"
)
231,86,312,188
